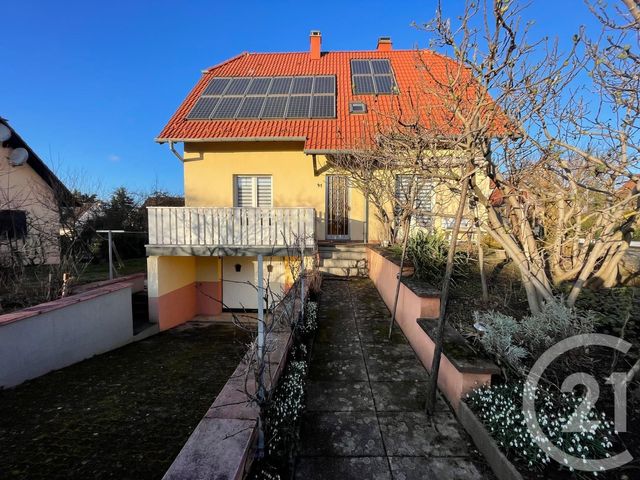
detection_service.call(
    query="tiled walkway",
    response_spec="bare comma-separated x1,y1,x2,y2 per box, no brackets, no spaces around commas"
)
295,278,488,480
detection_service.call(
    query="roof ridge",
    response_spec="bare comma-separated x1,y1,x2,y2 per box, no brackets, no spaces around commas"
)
202,51,249,73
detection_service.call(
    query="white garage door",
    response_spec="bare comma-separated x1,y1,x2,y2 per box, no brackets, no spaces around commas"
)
222,257,287,310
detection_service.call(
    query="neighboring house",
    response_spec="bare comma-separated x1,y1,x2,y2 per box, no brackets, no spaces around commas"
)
0,118,73,265
148,33,481,329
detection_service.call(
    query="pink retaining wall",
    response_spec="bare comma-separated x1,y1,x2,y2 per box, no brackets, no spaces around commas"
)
367,247,493,409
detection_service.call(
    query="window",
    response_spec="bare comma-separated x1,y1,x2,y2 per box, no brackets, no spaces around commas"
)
349,101,367,114
395,175,433,228
350,59,398,95
0,210,27,240
235,176,272,208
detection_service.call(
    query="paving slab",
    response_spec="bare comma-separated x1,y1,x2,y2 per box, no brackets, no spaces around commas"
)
370,381,447,412
389,456,484,480
298,411,385,456
365,355,428,382
295,277,487,480
378,411,469,457
308,355,368,381
306,381,375,412
361,342,418,358
295,457,392,480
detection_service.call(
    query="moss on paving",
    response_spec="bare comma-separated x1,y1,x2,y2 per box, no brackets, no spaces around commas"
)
0,323,250,480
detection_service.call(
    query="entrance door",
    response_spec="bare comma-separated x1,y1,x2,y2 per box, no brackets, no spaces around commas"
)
326,175,349,240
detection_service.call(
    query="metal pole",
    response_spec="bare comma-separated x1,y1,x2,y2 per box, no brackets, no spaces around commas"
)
256,253,265,456
300,246,305,321
108,230,114,280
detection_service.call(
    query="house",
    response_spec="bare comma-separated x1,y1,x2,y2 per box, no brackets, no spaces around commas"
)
0,118,73,265
148,32,482,329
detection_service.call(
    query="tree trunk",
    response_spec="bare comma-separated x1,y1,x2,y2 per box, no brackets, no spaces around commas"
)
477,228,489,302
425,170,470,415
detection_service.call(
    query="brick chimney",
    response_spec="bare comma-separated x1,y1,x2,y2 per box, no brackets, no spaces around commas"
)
377,36,392,51
310,30,321,59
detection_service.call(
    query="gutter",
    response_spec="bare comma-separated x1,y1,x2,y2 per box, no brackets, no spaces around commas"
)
155,136,307,144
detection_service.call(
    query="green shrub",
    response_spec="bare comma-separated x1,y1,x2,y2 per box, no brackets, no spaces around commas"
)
474,298,596,377
405,229,469,287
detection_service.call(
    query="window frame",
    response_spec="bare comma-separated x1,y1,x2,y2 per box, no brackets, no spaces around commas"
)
0,209,28,241
234,175,273,208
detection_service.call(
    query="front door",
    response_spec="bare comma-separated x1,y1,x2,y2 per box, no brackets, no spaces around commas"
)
326,175,349,240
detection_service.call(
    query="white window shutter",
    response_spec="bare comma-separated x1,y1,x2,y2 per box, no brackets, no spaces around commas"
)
256,177,272,207
236,176,254,207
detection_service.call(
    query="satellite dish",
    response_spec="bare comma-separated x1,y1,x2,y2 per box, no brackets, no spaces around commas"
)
9,148,28,166
0,124,10,142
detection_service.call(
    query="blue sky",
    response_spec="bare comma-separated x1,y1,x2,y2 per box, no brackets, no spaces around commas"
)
2,1,601,198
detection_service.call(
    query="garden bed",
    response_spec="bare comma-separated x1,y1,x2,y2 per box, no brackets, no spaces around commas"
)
367,245,499,407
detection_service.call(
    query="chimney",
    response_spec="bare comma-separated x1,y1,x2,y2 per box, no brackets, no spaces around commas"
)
310,30,322,59
377,36,392,51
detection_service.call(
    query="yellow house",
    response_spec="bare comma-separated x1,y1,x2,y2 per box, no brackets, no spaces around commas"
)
0,118,73,265
148,33,476,330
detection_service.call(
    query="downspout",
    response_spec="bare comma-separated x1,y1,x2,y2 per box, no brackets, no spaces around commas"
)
168,141,185,162
364,196,369,244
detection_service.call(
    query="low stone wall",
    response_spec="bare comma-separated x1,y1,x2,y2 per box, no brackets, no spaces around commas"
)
71,273,146,295
162,280,307,480
163,327,293,480
367,246,498,408
457,401,524,480
0,282,135,388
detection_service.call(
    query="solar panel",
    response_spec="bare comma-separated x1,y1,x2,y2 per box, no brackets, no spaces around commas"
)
371,59,392,74
187,75,336,120
187,97,219,119
212,97,242,118
350,59,398,95
351,59,371,74
237,96,266,118
291,77,313,94
225,78,251,95
286,95,311,118
262,96,288,118
247,78,272,95
374,75,394,93
269,77,293,95
311,95,335,118
313,76,335,94
353,75,375,94
203,78,231,95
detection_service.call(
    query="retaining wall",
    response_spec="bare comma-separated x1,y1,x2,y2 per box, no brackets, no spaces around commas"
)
367,246,498,408
0,282,135,388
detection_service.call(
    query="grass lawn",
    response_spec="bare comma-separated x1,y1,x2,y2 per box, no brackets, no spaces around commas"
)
0,322,250,480
75,257,147,285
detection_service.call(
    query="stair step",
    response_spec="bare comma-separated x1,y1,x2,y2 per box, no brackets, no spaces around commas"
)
318,243,367,252
319,266,368,277
319,251,367,260
321,258,367,268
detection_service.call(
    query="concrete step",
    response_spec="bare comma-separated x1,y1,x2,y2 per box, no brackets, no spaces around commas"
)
318,243,367,252
319,266,368,277
321,258,367,268
319,250,368,260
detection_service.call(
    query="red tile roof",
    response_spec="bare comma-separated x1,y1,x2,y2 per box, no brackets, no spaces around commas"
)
157,49,492,152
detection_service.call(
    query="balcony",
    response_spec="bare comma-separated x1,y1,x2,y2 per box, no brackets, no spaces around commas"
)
146,207,316,256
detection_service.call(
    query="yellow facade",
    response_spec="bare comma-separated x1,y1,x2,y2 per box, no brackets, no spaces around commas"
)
183,141,384,242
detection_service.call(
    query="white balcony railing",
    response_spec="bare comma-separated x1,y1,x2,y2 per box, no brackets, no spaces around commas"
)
147,207,316,249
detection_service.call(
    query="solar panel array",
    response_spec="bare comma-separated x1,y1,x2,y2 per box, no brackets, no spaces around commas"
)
187,76,336,120
351,59,397,95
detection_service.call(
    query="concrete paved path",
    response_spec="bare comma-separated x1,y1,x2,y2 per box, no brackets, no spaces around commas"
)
295,278,488,480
